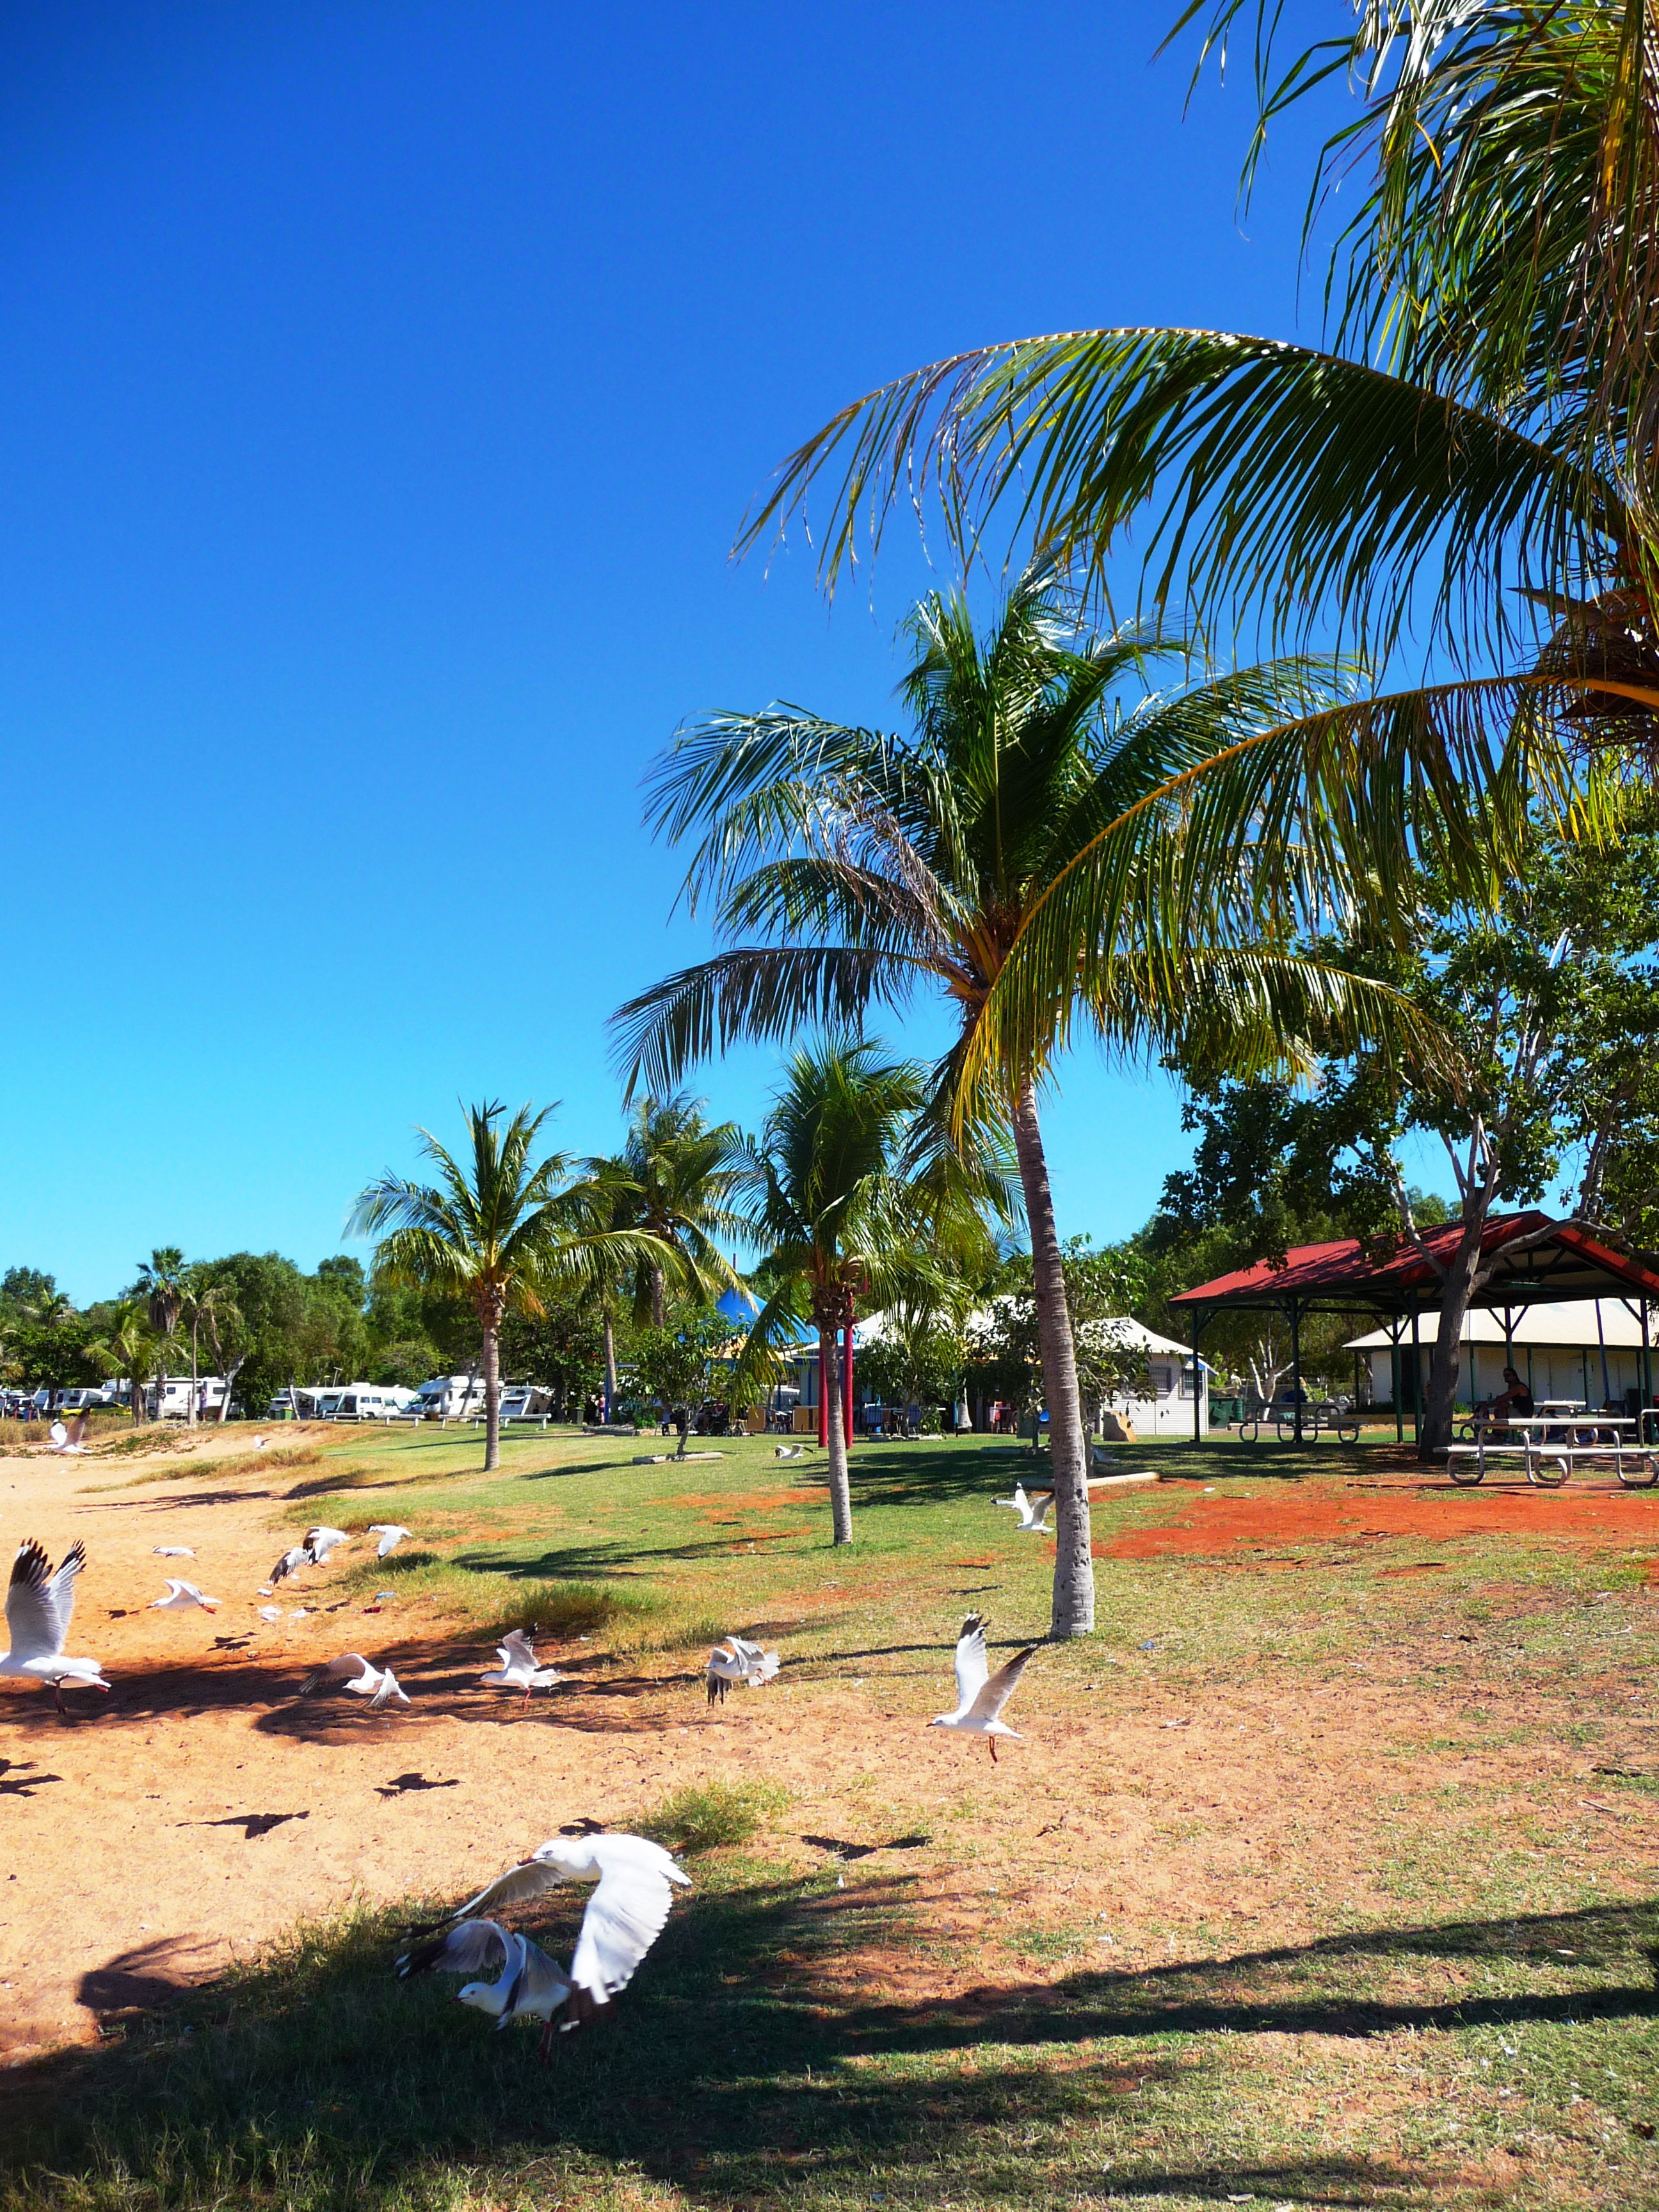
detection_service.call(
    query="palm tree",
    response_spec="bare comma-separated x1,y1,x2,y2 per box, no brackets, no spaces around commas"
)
87,1299,157,1424
725,1039,995,1544
615,569,1420,1630
591,1093,746,1327
136,1248,184,1421
723,3,1659,1464
349,1100,673,1471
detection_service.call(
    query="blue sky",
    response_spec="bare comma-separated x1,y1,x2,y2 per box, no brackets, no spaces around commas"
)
0,0,1371,1302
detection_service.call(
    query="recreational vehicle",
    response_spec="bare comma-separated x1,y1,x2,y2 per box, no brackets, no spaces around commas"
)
413,1374,488,1420
149,1375,230,1422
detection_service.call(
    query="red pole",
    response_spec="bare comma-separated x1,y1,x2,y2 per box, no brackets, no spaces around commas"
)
817,1336,828,1448
844,1321,854,1447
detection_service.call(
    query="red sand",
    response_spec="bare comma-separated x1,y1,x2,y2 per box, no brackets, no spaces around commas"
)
1091,1475,1659,1559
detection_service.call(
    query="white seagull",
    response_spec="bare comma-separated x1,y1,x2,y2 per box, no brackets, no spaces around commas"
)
479,1629,568,1706
299,1652,411,1708
47,1416,90,1455
367,1524,413,1558
929,1612,1037,1762
149,1578,221,1613
406,1831,689,2049
153,1546,196,1558
705,1635,780,1705
301,1526,351,1562
252,1434,269,1448
395,1918,571,2032
994,1482,1054,1532
1,1541,109,1713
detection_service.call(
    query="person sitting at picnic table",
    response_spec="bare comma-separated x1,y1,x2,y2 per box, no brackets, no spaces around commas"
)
1478,1366,1534,1424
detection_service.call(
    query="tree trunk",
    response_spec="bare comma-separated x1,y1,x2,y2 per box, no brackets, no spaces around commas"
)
820,1318,853,1544
479,1291,504,1471
1420,1209,1491,1459
602,1309,618,1421
218,1356,245,1423
188,1321,199,1428
650,1264,666,1329
1012,1077,1093,1637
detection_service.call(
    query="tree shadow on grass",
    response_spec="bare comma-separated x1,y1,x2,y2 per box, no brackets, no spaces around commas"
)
4,1869,1654,2209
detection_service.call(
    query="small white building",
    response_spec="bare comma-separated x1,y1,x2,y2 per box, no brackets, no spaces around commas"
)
1346,1300,1654,1411
1096,1319,1212,1438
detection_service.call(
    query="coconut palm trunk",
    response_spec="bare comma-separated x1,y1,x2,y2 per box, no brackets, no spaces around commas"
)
1012,1078,1093,1637
602,1308,619,1422
818,1310,853,1544
649,1264,666,1329
479,1288,504,1471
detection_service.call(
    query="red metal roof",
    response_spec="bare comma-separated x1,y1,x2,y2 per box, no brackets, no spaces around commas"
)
1170,1212,1659,1311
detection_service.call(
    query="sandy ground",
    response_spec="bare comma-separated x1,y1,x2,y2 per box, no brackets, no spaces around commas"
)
3,1433,1655,2062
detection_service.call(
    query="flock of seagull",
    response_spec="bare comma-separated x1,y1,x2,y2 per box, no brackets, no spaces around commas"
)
4,1453,1048,2046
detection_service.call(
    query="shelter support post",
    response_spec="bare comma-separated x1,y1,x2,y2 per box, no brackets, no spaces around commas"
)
1645,1298,1653,1409
1390,1323,1402,1445
1290,1299,1304,1444
1190,1308,1205,1447
817,1341,828,1450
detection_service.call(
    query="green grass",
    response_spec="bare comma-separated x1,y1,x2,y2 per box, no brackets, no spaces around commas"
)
10,1422,1659,2208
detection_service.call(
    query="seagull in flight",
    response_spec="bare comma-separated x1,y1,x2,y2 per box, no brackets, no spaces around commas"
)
994,1482,1053,1532
479,1630,568,1706
367,1524,413,1557
929,1613,1037,1762
153,1546,196,1558
705,1636,780,1705
47,1416,90,1455
299,1652,411,1708
269,1527,351,1585
401,1831,689,2050
150,1578,221,1613
1,1541,109,1713
395,1918,570,2032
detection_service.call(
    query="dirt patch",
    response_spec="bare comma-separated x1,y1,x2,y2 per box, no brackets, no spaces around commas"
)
670,1487,824,1517
1094,1476,1659,1559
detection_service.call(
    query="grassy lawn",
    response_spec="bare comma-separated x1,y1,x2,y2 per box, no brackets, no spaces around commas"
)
4,1423,1659,2209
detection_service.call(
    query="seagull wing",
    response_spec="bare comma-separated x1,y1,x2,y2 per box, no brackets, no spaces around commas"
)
952,1614,989,1712
298,1652,373,1696
964,1644,1038,1726
568,1855,680,2008
44,1543,85,1646
67,1415,88,1445
6,1541,71,1662
396,1917,509,1980
499,1628,535,1663
447,1857,569,1921
508,1936,572,2021
369,1666,410,1708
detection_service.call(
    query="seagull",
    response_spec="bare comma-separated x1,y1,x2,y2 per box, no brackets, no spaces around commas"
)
257,1607,282,1621
252,1435,269,1449
479,1629,568,1706
47,1416,90,1455
149,1578,221,1613
367,1524,412,1557
298,1652,411,1708
395,1918,571,2032
152,1546,196,1559
929,1612,1037,1762
403,1831,689,2049
705,1636,780,1705
994,1482,1053,1532
1,1541,109,1713
268,1526,351,1585
774,1444,804,1459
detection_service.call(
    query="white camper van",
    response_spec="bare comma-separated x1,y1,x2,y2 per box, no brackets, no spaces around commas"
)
413,1374,488,1420
499,1383,555,1423
327,1384,419,1421
150,1375,229,1422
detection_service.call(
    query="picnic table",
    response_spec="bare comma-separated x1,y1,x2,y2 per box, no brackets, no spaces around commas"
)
1447,1399,1659,1487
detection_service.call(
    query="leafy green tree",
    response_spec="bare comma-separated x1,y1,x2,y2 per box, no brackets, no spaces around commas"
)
725,1040,996,1544
628,1310,736,1452
593,1094,746,1327
496,1284,609,1420
86,1299,158,1423
177,1269,241,1426
618,566,1402,1631
350,1100,671,1471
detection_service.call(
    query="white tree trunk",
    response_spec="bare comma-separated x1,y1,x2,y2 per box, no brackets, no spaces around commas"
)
821,1318,853,1545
